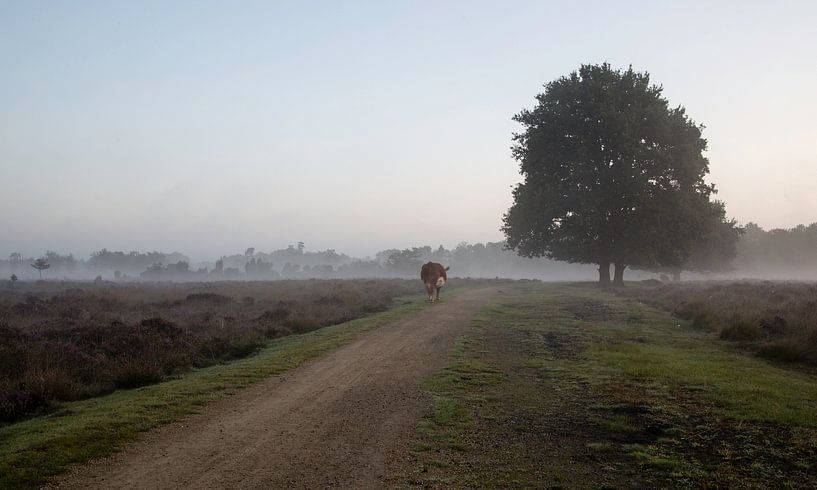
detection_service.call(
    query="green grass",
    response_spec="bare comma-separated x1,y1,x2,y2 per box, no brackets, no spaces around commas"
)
410,311,506,461
405,282,817,487
0,296,429,489
545,285,817,427
624,444,691,473
415,360,495,451
592,413,641,434
618,280,817,366
596,342,817,426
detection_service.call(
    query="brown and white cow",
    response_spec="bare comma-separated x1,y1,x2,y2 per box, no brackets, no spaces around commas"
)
420,262,449,302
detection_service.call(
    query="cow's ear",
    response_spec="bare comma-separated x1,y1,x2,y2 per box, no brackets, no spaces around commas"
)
444,267,450,271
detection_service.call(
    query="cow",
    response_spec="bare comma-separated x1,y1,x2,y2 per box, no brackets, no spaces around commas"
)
420,262,449,302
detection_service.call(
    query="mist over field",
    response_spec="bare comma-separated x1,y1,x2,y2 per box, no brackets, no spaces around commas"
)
3,220,817,283
2,2,816,276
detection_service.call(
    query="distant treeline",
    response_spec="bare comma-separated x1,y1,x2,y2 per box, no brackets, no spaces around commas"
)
2,223,816,281
732,223,817,279
0,243,595,281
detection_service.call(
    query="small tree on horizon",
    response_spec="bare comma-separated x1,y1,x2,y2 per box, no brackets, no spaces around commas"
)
31,258,50,279
9,252,22,272
10,274,17,289
386,248,424,275
503,63,724,286
211,257,224,275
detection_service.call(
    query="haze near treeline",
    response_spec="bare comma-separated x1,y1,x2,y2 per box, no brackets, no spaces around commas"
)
1,1,816,261
4,222,817,282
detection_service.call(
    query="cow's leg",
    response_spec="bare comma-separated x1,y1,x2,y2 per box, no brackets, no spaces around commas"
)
426,283,434,302
434,276,445,302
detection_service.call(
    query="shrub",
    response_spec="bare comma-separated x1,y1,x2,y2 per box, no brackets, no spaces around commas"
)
0,385,46,422
229,331,265,358
619,281,817,365
287,314,320,333
196,336,231,365
21,366,77,401
185,292,232,304
258,307,291,323
758,338,817,365
112,358,164,389
691,311,719,330
12,296,49,315
719,321,764,341
0,279,419,421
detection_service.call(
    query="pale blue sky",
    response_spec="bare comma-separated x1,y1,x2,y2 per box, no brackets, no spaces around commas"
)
2,1,816,260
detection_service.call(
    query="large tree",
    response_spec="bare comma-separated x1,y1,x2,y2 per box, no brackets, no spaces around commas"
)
683,214,743,278
503,63,722,285
634,203,743,281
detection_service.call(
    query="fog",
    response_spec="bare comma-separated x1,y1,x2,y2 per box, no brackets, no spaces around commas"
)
3,221,817,282
0,243,599,282
2,2,816,280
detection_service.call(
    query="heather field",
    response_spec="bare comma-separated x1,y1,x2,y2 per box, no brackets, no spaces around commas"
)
0,279,421,422
619,281,817,366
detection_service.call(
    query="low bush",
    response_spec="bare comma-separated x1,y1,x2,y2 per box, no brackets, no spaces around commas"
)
757,329,817,365
619,281,817,365
0,279,419,422
185,292,232,304
719,319,764,341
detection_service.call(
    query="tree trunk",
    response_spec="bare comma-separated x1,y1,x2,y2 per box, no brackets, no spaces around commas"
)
672,270,681,282
613,263,626,286
598,261,611,286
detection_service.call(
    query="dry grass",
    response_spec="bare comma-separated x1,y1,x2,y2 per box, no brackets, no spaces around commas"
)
620,280,817,365
0,279,419,422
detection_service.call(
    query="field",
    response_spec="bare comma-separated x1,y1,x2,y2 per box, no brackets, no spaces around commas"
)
401,283,817,487
619,280,817,365
2,279,816,488
0,279,419,422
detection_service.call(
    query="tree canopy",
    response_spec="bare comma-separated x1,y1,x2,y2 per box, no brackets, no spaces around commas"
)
503,63,726,285
633,205,743,280
30,257,50,279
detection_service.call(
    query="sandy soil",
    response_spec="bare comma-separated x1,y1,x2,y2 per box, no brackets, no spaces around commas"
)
52,287,498,489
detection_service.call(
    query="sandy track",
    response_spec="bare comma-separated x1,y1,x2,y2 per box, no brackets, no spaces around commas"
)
53,288,497,489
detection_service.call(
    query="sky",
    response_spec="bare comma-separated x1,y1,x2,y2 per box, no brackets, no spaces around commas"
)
1,1,816,260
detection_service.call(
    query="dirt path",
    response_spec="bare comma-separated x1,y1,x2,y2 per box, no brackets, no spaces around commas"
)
53,288,498,489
